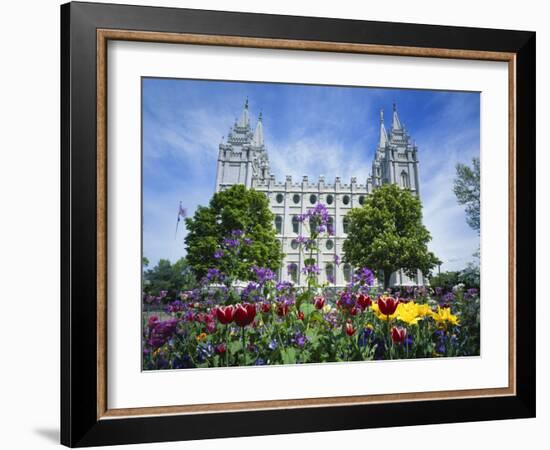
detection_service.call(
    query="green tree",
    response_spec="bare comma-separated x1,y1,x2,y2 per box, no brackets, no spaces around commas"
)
453,157,480,233
185,184,283,280
143,257,197,296
343,184,439,289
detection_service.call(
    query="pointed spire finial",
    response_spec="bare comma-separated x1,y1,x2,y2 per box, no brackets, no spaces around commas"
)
245,97,249,109
392,102,402,131
380,109,384,123
259,111,262,121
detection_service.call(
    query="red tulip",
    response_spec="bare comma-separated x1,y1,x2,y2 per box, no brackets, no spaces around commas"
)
345,321,356,336
215,343,227,354
377,296,399,316
233,303,256,327
297,311,305,321
216,305,234,325
261,302,271,313
391,326,407,344
357,294,372,309
314,297,326,310
277,302,289,317
350,306,359,316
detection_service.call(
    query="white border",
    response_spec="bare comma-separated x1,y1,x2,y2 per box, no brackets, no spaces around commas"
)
107,41,509,409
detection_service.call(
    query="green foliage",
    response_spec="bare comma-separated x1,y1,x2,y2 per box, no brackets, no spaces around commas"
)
453,157,480,233
430,265,480,290
184,185,283,280
343,183,439,288
143,257,197,296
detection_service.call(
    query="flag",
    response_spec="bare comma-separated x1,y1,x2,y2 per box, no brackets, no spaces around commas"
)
175,202,186,238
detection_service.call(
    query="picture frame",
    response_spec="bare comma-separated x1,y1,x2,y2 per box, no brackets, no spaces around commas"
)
60,1,535,447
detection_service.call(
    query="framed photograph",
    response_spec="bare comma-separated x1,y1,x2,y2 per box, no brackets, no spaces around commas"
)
61,1,535,447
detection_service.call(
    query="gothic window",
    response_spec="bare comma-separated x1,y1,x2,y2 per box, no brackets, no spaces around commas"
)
276,193,284,204
310,194,317,204
291,239,299,250
327,216,334,233
275,215,283,234
358,195,365,205
288,263,298,283
292,216,300,234
343,216,350,234
401,171,410,189
343,195,350,205
343,264,352,283
326,194,334,205
293,194,300,204
326,263,335,283
326,239,334,250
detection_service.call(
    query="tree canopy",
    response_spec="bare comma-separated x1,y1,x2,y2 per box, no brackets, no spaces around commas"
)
453,157,480,234
143,257,196,296
343,183,439,288
184,184,283,280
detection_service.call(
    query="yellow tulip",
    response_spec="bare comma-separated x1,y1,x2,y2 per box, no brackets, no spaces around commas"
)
430,306,460,326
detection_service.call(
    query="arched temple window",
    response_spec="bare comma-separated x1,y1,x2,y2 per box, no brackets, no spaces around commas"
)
401,171,410,189
288,263,298,283
343,216,350,234
326,263,335,284
275,215,283,234
292,216,300,234
343,264,352,283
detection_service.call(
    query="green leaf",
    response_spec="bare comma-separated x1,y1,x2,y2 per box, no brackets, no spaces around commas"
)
299,302,315,319
281,347,297,364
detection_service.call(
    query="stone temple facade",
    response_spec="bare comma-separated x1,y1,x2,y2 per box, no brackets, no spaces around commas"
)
214,99,425,287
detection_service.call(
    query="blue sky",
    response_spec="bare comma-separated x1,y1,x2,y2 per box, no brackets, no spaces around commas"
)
142,78,480,272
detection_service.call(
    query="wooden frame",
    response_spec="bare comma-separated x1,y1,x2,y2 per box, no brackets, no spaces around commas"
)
61,1,535,446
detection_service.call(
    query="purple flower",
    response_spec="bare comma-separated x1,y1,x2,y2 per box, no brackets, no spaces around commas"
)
213,250,224,259
276,281,294,292
302,264,320,276
243,237,253,245
353,267,375,286
435,287,443,296
166,300,185,313
292,332,307,348
231,229,244,238
334,254,341,266
222,237,239,248
251,266,275,284
268,339,278,351
148,319,178,348
205,268,224,283
440,292,455,306
465,288,479,299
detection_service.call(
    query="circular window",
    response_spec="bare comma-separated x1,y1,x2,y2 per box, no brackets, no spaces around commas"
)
291,239,299,250
276,193,284,203
326,239,334,250
343,195,350,205
358,195,365,205
326,194,334,205
293,194,300,204
310,194,317,204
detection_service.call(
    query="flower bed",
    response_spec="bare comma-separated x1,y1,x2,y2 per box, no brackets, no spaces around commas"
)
142,203,480,370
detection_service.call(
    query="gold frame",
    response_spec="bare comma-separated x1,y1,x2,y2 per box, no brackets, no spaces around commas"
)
96,29,516,420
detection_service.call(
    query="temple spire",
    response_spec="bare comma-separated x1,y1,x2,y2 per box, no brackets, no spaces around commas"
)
252,112,264,147
392,102,402,131
237,97,250,128
379,109,388,148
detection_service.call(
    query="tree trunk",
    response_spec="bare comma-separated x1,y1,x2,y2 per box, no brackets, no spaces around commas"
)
383,270,392,291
